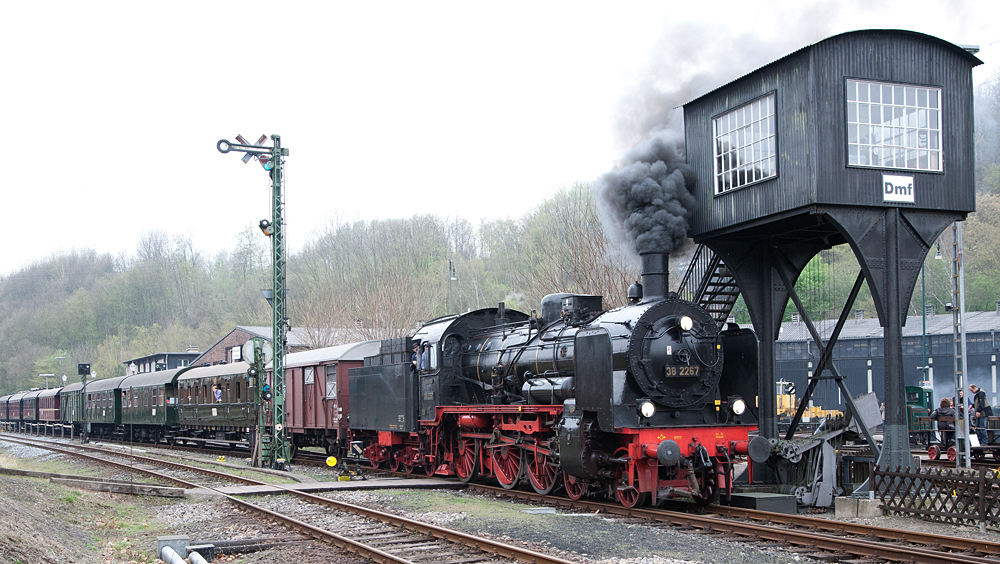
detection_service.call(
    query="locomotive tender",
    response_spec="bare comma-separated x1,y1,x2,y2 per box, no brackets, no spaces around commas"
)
350,251,768,507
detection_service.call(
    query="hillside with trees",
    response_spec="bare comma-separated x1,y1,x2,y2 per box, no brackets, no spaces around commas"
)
0,184,645,393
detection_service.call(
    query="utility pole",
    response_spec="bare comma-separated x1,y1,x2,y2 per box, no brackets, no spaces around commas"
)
244,337,269,467
946,221,971,467
56,356,65,389
218,134,291,469
79,363,91,443
448,259,456,315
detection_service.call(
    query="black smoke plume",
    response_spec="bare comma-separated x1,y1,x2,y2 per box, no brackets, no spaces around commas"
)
597,8,837,258
597,130,697,255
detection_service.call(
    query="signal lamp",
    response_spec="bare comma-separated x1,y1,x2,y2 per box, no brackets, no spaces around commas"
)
259,155,275,171
259,219,274,237
248,366,259,377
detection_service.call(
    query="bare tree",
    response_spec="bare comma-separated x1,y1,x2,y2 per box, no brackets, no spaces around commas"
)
516,183,639,310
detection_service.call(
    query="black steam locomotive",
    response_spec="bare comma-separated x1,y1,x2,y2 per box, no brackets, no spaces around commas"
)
349,251,767,507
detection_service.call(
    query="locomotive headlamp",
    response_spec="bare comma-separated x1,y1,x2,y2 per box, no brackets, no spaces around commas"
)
730,396,747,416
639,400,656,418
679,315,694,332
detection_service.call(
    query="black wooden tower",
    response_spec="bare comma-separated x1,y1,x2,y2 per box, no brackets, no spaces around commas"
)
682,30,981,470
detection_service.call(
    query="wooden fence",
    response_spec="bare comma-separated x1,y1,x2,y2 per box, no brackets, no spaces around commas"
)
873,465,1000,528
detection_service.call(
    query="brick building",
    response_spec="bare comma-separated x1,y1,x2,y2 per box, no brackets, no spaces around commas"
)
193,326,315,366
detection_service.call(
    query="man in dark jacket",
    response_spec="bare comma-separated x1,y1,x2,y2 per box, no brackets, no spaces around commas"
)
970,384,990,445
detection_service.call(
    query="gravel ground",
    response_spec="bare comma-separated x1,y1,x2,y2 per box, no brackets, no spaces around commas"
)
3,438,998,564
320,488,812,564
0,442,175,564
0,438,365,564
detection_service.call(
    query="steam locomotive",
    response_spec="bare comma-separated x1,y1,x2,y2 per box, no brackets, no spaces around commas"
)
349,251,769,507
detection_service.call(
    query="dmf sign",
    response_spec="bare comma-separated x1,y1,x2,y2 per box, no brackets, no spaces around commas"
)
883,174,915,204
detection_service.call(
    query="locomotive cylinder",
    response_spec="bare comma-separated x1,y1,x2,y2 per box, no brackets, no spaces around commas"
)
457,414,492,429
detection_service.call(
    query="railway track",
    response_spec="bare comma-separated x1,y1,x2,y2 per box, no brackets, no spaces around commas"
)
468,483,1000,564
0,435,575,564
7,432,1000,562
11,427,349,470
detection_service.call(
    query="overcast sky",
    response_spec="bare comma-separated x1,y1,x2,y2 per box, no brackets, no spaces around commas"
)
1,1,996,277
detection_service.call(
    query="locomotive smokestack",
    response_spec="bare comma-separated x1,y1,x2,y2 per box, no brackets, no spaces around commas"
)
640,251,668,302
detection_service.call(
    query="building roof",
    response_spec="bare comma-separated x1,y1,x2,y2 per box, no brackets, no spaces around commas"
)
197,326,316,360
121,352,200,366
236,326,314,348
777,310,1000,342
685,29,982,107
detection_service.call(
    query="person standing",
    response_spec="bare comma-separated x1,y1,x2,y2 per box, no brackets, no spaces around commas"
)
970,384,990,445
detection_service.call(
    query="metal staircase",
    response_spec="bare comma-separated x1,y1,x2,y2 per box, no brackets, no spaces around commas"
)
677,244,741,325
